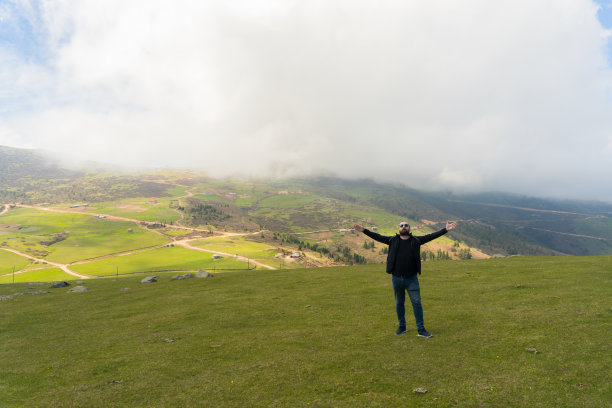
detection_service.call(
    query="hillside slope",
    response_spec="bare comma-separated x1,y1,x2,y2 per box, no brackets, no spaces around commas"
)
2,145,612,257
1,257,610,407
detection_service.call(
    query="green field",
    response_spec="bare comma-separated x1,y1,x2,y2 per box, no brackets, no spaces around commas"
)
0,268,75,284
0,249,32,275
190,236,291,268
70,246,251,276
1,256,609,407
0,208,169,263
57,197,182,223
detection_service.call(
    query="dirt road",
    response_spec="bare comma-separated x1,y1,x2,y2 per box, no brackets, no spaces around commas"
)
3,203,277,274
0,248,92,279
174,238,276,270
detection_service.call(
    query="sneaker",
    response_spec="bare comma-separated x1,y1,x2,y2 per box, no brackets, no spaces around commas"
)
417,329,433,338
395,327,407,335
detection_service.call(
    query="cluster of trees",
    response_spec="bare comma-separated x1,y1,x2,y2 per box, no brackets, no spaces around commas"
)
39,232,68,246
421,249,451,261
186,202,231,225
333,246,366,264
457,248,472,259
272,233,366,265
363,240,375,249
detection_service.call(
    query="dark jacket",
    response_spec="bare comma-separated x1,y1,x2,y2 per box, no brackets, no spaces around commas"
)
363,228,448,275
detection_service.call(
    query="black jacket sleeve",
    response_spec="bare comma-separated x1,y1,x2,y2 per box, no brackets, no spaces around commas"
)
362,229,392,245
415,228,448,245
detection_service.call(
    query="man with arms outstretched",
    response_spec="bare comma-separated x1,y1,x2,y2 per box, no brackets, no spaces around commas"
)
354,220,458,337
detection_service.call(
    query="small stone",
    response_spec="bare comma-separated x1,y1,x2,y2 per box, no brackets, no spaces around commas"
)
0,295,13,300
525,347,539,354
31,290,50,295
141,276,158,283
76,281,84,285
67,286,89,293
210,344,222,348
182,273,193,279
196,270,213,278
164,338,177,343
413,388,428,394
305,305,312,308
171,275,184,280
120,288,130,291
107,380,123,385
51,281,70,288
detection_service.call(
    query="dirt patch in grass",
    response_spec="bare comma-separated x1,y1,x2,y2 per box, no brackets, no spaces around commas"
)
112,204,147,212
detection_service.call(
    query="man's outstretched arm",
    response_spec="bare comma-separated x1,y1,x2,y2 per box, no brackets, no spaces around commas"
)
354,224,392,245
418,220,458,244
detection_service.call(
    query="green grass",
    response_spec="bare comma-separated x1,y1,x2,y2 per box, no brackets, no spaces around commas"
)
0,268,75,284
0,208,169,263
65,198,182,223
190,236,293,268
70,246,250,276
0,249,33,275
0,256,610,407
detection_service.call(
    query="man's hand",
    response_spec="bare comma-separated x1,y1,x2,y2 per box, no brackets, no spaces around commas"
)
353,224,365,232
445,220,458,231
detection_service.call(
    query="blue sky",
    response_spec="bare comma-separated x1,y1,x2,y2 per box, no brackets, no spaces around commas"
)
595,0,612,61
2,1,612,202
0,1,43,62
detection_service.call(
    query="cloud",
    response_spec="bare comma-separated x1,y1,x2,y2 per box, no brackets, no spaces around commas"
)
1,0,612,201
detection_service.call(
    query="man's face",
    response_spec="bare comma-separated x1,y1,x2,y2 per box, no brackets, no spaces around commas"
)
398,222,411,236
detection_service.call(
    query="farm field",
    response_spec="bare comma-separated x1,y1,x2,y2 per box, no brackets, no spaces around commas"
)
0,249,32,275
0,208,169,263
70,246,250,277
189,236,296,269
0,267,74,284
0,256,610,407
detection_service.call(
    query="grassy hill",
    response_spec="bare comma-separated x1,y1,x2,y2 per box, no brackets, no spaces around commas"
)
1,256,610,407
2,144,612,285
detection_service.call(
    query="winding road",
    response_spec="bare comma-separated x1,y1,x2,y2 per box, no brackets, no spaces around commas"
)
0,200,277,279
0,247,92,279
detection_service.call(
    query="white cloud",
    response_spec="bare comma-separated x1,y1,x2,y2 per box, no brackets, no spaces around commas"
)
1,0,612,201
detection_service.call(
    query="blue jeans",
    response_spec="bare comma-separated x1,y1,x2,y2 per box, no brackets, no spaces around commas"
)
392,274,425,331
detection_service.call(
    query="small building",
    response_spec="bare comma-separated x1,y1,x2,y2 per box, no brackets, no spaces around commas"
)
70,205,80,208
212,254,222,259
97,215,106,219
147,199,158,204
290,252,301,258
338,229,348,233
127,228,133,233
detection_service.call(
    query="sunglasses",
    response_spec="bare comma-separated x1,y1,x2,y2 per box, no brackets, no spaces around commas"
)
399,224,410,228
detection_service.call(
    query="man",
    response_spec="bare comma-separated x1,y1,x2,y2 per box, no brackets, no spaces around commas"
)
354,220,458,338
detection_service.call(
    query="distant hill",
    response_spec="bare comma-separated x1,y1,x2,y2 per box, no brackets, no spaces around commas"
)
0,145,169,203
2,145,611,256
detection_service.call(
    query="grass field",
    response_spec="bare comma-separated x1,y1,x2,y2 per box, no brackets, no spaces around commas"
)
0,208,170,264
189,236,291,268
1,256,610,407
70,246,251,277
0,249,32,275
57,198,182,223
0,267,75,284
